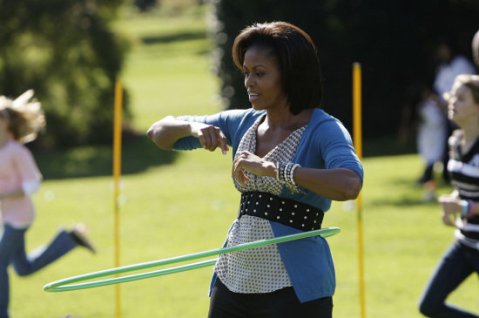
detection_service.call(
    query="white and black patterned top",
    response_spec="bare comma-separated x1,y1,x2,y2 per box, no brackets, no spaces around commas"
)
448,131,479,249
215,115,306,293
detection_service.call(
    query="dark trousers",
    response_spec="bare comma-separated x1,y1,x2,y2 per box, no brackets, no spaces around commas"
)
419,242,479,318
0,224,77,318
208,279,333,318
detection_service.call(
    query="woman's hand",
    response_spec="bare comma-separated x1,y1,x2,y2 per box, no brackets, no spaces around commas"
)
232,151,275,184
438,195,463,226
190,122,229,154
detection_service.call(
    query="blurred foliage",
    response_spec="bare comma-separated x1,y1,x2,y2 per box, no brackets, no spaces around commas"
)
210,0,479,139
0,0,131,148
35,135,177,179
134,0,158,12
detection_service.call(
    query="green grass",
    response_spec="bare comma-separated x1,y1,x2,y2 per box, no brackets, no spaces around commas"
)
8,4,479,318
117,4,220,132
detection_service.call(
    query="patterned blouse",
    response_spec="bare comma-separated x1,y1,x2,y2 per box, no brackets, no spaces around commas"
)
215,115,306,293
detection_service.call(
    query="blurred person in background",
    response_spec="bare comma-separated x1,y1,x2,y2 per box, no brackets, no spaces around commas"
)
399,81,449,201
0,90,95,318
473,30,479,67
415,85,447,201
148,21,363,318
419,74,479,318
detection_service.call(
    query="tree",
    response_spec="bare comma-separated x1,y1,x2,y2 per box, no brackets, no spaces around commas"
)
210,0,479,143
0,0,130,148
134,0,158,12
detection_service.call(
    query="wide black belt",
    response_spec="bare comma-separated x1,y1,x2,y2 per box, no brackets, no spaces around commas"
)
239,191,324,231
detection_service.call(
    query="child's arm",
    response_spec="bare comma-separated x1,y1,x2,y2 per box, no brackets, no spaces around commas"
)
0,180,40,200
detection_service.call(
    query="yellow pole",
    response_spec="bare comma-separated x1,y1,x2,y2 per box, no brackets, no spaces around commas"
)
353,62,366,318
113,80,123,318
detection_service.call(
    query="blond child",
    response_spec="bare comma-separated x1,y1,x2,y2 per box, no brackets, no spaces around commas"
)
0,90,95,318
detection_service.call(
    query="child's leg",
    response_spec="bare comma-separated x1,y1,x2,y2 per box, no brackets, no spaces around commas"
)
0,225,26,318
11,228,77,276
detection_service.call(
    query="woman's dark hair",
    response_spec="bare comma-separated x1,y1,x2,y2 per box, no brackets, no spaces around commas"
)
232,21,323,115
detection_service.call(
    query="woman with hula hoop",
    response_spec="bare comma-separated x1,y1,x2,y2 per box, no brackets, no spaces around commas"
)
148,21,363,318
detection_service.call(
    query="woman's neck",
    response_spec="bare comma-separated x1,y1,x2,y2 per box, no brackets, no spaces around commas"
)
265,108,313,131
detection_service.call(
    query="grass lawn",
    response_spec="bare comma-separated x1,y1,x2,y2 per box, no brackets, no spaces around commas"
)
7,3,479,318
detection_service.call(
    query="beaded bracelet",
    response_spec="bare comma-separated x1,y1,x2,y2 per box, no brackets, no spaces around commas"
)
276,161,284,181
461,200,470,217
289,163,301,185
276,162,301,187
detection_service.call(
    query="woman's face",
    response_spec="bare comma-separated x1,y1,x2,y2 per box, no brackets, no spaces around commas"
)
448,84,479,125
242,46,287,111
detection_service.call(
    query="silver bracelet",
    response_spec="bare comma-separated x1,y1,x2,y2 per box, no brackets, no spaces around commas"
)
289,164,301,186
276,162,301,187
276,162,285,181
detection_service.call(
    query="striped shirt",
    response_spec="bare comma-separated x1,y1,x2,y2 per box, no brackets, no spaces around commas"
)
448,131,479,248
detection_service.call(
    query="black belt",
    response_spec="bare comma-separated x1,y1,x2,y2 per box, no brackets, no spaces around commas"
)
239,191,324,231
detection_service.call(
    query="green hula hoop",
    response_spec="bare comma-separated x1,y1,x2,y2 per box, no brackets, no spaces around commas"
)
44,227,340,292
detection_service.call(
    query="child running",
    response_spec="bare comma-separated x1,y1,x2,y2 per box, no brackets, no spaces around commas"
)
0,90,95,318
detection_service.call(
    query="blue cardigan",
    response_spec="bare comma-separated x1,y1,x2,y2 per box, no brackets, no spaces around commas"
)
173,108,364,302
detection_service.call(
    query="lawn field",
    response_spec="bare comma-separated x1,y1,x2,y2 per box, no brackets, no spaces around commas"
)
7,3,479,318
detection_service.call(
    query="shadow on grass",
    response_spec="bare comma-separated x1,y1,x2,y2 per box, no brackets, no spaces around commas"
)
367,176,452,207
369,196,436,207
34,135,178,179
363,136,416,158
140,30,210,56
141,31,206,45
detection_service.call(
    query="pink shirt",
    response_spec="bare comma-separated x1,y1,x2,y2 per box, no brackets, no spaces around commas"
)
0,140,42,228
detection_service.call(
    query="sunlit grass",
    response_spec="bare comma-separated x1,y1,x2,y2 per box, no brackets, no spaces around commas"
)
8,3,479,318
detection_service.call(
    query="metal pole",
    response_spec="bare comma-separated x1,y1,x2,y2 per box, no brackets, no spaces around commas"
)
353,62,366,318
113,80,123,318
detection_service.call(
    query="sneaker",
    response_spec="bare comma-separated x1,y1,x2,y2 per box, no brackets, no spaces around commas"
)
423,180,437,202
423,190,437,202
70,224,96,254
